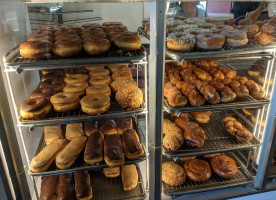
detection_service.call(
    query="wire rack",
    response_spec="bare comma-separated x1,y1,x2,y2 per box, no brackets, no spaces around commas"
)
162,153,253,196
29,117,147,176
138,27,149,40
163,110,261,158
4,44,146,72
166,43,276,62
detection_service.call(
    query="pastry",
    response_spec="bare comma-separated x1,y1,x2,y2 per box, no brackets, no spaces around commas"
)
184,159,211,182
121,165,138,191
57,174,74,200
20,97,51,119
84,131,104,164
191,111,211,124
39,175,58,200
162,162,186,186
177,156,196,162
99,119,117,136
44,125,63,145
103,167,120,178
104,134,125,167
84,121,99,136
122,129,144,160
80,93,110,115
117,118,133,134
65,123,84,141
211,155,238,178
74,171,93,200
50,92,80,112
115,87,143,109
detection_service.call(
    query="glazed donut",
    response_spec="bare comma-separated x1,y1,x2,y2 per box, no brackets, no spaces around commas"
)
29,31,53,37
65,68,86,76
86,84,111,96
184,159,211,182
40,79,64,92
261,23,275,35
64,74,88,85
167,33,195,52
38,25,59,33
83,38,110,55
102,22,123,26
222,30,248,47
111,71,133,81
80,93,110,115
41,69,63,75
107,65,131,74
108,32,133,42
196,33,225,50
247,24,260,33
113,35,141,51
54,29,77,37
81,32,107,39
63,82,89,97
85,66,105,71
30,88,55,99
81,23,102,29
60,24,83,34
53,39,82,57
54,35,80,41
20,97,51,119
41,73,63,82
115,87,143,109
20,41,52,58
111,80,137,93
50,92,80,112
89,75,111,85
89,69,110,77
27,35,53,43
211,155,238,178
162,162,186,186
83,27,105,34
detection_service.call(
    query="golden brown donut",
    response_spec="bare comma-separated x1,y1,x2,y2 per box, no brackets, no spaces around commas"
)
222,30,248,47
85,66,105,71
38,25,59,33
167,32,195,52
196,33,225,50
102,22,122,26
184,159,211,182
86,84,111,96
89,69,110,77
54,29,77,37
103,167,120,178
29,31,53,37
63,82,89,97
60,24,83,34
53,39,82,57
107,65,131,74
211,155,238,178
162,162,186,186
89,75,111,85
64,74,89,85
54,35,80,41
105,25,128,34
83,38,110,55
261,23,275,35
20,41,52,58
41,69,63,75
20,97,51,119
115,87,143,109
111,80,137,93
50,92,80,112
41,72,64,82
30,88,55,99
80,93,110,115
82,22,102,29
81,31,107,40
191,111,211,124
99,119,117,136
65,68,86,76
27,35,53,43
111,71,133,81
113,35,141,51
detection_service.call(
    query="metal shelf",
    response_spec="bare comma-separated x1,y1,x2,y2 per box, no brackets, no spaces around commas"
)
163,110,261,158
29,118,147,176
163,153,253,196
4,44,146,73
138,27,149,40
166,43,276,62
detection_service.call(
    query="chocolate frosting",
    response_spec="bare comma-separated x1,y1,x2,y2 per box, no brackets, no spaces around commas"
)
104,134,123,160
39,175,58,200
122,129,141,154
84,131,102,159
20,97,50,112
117,118,131,131
100,120,117,132
57,174,74,200
84,121,99,135
74,171,90,198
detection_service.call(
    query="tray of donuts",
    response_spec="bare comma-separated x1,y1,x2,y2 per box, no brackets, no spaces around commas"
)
162,110,260,158
18,65,145,126
163,60,269,113
38,164,146,200
162,152,253,196
166,17,276,54
28,117,147,176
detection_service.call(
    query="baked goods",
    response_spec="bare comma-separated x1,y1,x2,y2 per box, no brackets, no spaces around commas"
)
111,71,133,81
65,123,84,141
50,92,80,112
261,23,275,35
162,162,186,186
84,131,104,164
63,82,88,97
117,118,133,134
245,80,266,99
222,30,248,47
74,171,93,200
104,134,125,167
20,41,52,58
56,136,87,169
57,174,74,200
86,84,111,96
27,35,53,43
163,83,188,107
64,74,89,85
167,33,195,52
99,119,117,135
107,64,131,73
44,125,63,145
191,111,211,124
20,97,51,119
89,75,111,85
40,175,58,200
177,156,196,162
65,68,86,76
184,159,211,182
113,35,141,51
121,165,138,191
84,121,99,136
115,87,143,109
122,129,144,160
30,139,67,173
103,167,120,178
41,73,63,82
203,153,221,158
80,94,110,115
89,69,110,77
211,155,238,178
83,38,110,55
40,79,64,92
229,81,249,98
53,39,82,57
196,33,225,50
85,66,105,71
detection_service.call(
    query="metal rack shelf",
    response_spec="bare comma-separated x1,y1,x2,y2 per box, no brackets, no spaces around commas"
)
4,44,146,73
163,153,253,197
163,110,261,158
138,27,149,40
166,43,276,62
29,118,147,176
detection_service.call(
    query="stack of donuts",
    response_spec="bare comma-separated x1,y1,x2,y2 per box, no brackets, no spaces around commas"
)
164,60,266,108
162,153,238,186
19,64,143,120
30,118,144,173
19,21,142,59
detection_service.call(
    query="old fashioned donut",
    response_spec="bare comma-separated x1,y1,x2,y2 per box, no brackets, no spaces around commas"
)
196,33,225,50
222,30,248,47
50,92,80,112
111,71,133,81
64,74,89,85
80,93,110,115
63,82,89,97
115,87,143,109
20,41,52,58
111,80,137,93
162,162,186,186
40,79,64,92
53,39,82,57
261,23,275,35
167,33,195,52
83,38,110,55
211,155,238,178
113,35,141,51
184,159,211,182
30,88,55,99
86,84,111,96
89,75,111,85
89,69,110,77
20,97,51,119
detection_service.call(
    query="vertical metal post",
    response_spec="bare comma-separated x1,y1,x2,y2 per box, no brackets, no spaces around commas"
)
149,0,166,199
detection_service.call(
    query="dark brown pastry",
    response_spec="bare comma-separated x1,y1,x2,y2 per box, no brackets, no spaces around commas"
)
203,153,221,159
39,175,58,200
184,159,211,182
122,129,144,160
100,119,117,136
104,134,125,167
117,118,132,134
84,131,104,164
30,88,55,99
177,156,196,162
74,171,93,200
84,121,99,137
57,174,74,200
191,111,211,124
211,155,238,178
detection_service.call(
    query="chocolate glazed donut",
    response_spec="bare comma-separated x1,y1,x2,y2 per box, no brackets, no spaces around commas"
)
184,159,211,182
211,155,238,178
